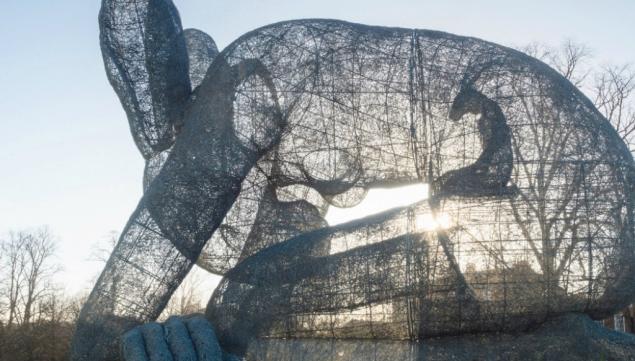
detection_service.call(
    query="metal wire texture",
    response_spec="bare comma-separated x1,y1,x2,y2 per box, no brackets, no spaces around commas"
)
71,0,635,359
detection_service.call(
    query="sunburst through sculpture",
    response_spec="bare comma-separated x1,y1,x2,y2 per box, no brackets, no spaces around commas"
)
71,0,635,360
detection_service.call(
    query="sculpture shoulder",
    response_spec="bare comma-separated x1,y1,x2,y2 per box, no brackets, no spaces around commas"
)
213,18,548,78
217,19,484,58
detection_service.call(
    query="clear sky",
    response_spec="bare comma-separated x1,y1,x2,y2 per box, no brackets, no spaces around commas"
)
1,0,634,295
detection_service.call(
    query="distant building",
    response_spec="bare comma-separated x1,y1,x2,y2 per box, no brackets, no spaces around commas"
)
603,305,635,334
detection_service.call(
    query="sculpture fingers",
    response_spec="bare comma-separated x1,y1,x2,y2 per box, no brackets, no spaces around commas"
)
99,0,190,159
122,317,230,361
164,317,199,361
222,353,242,361
141,322,176,361
121,328,150,361
185,316,223,361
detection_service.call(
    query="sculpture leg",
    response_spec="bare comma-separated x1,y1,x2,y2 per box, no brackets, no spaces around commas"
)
208,232,430,355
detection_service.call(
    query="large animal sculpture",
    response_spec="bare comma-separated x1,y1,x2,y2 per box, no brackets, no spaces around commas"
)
71,0,635,360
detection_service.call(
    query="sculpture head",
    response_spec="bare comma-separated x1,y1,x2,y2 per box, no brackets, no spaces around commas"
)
449,86,483,121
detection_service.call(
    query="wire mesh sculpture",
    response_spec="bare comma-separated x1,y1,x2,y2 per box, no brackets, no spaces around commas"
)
71,0,635,359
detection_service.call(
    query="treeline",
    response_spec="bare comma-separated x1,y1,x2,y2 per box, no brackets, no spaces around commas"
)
0,228,204,361
0,317,76,361
0,228,84,361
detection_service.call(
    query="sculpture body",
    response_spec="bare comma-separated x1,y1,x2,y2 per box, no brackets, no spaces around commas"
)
71,0,635,359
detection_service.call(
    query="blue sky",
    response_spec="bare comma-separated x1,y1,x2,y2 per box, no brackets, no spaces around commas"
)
1,0,634,294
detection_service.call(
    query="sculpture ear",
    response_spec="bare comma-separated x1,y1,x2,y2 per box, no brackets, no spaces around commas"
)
183,28,219,90
99,0,191,159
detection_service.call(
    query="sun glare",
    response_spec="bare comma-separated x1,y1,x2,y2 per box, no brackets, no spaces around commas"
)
324,183,428,225
414,212,452,231
324,183,449,231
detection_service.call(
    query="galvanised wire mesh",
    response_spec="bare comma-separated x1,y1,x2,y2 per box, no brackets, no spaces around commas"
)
71,0,635,359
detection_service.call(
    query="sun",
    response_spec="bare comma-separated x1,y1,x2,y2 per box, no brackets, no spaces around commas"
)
325,183,453,233
415,212,452,231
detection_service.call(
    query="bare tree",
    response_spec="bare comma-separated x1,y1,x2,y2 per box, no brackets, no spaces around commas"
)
484,40,635,305
519,40,635,153
549,39,592,87
88,231,118,265
64,292,89,326
21,228,59,325
34,290,81,325
592,65,635,152
1,231,27,326
0,227,60,326
520,39,592,87
159,270,205,319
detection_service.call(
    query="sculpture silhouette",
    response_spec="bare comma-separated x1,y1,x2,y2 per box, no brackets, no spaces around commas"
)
71,0,635,360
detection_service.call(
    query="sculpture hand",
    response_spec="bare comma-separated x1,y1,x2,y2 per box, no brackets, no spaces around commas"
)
121,315,239,361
